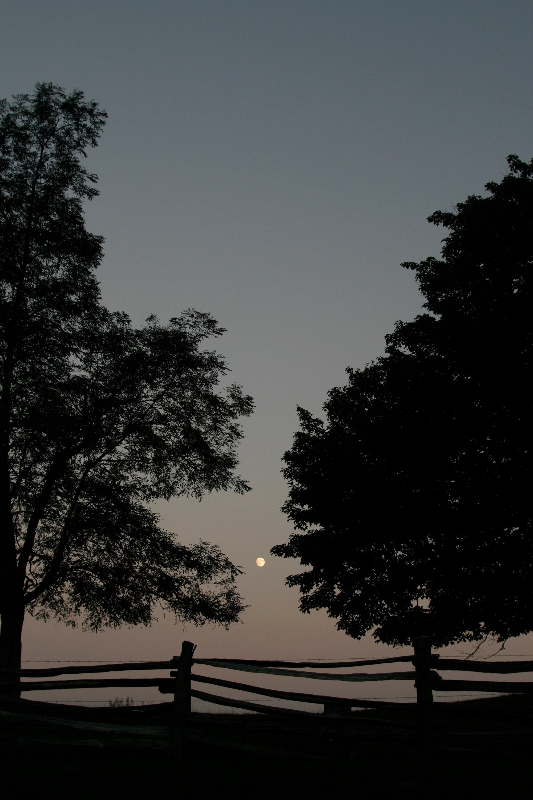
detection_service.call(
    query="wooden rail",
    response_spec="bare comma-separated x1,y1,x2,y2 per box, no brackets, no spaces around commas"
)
1,678,171,691
435,679,533,693
432,659,533,673
0,661,174,678
194,655,416,668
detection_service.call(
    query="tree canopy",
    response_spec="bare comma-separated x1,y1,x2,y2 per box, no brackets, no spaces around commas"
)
0,83,253,672
273,155,533,648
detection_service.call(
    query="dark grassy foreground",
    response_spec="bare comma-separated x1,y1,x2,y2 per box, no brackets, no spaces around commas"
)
2,740,529,800
1,696,532,800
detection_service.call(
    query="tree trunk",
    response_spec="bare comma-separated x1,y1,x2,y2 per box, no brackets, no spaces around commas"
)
0,601,25,697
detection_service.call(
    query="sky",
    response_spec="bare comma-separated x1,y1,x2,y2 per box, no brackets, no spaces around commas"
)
1,0,533,702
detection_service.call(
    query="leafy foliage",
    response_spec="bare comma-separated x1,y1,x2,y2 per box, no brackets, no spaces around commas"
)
17,307,253,631
0,84,253,658
273,155,533,647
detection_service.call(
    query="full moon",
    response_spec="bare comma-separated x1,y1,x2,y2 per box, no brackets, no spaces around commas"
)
256,557,265,567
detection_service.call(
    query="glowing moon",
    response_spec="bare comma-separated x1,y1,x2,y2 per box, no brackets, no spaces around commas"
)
256,557,265,567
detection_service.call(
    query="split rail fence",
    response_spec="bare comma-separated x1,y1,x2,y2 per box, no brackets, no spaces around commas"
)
2,637,533,753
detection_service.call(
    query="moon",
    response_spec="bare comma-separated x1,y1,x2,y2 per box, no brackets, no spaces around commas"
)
256,557,265,567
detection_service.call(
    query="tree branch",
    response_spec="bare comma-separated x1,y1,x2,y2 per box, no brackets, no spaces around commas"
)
23,459,93,603
17,449,70,576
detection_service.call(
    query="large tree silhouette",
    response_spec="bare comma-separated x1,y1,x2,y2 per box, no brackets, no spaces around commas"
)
273,155,533,647
0,84,253,678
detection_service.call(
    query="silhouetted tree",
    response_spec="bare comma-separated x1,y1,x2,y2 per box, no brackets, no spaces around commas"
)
273,155,533,648
0,84,253,680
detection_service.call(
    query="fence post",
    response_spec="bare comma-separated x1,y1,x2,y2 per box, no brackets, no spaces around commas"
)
412,636,433,748
171,640,196,763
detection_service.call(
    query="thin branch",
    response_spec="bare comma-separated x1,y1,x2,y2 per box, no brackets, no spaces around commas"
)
23,459,93,603
17,449,69,576
462,633,490,660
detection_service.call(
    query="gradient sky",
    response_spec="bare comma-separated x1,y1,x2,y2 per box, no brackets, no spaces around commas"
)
1,1,533,685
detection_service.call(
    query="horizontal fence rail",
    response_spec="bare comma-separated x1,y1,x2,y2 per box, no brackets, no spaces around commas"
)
0,661,175,678
431,659,533,674
434,679,533,693
190,688,317,716
2,678,172,692
192,663,418,682
194,655,416,668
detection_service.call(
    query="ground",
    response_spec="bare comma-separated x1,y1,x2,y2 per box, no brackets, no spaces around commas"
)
1,697,532,799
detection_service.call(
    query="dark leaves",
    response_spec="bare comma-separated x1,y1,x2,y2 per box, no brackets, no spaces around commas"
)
273,155,533,647
1,84,252,633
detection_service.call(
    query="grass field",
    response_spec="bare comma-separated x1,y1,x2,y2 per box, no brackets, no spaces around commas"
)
1,696,532,799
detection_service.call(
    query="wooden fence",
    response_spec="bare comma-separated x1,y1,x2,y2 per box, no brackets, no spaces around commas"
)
2,636,533,755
